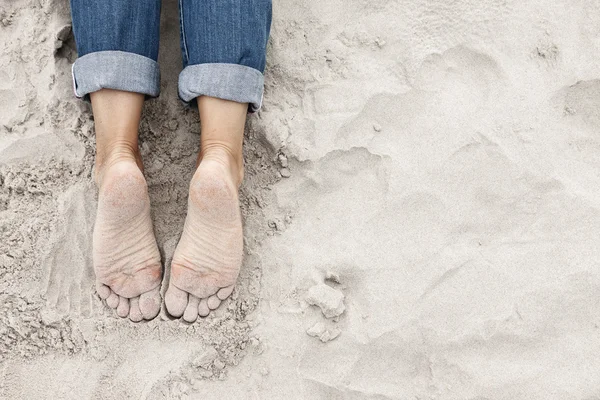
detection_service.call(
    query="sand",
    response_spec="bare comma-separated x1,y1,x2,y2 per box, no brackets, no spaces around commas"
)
2,0,600,398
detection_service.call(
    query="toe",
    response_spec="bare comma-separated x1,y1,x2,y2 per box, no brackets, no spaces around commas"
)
217,285,234,300
106,291,119,309
139,286,161,320
116,296,130,318
198,298,210,317
96,282,111,299
207,295,221,310
183,295,200,323
165,284,188,317
129,297,143,322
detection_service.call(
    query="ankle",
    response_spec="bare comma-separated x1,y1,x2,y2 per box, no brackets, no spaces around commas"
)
198,144,244,186
95,141,142,186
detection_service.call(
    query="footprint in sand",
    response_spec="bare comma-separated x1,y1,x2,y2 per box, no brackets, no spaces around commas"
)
42,182,96,317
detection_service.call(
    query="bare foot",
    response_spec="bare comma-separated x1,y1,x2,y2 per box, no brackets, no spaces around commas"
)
93,157,162,321
164,156,242,322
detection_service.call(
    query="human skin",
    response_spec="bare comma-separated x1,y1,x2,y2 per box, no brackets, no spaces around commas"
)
91,89,246,322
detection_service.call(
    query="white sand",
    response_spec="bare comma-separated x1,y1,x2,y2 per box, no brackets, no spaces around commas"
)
2,0,600,398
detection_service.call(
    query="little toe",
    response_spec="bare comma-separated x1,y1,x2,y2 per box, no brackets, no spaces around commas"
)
116,296,130,318
165,284,188,317
96,282,111,299
198,298,210,317
129,297,143,322
139,286,161,320
106,291,119,309
207,295,221,310
183,295,200,323
217,285,234,300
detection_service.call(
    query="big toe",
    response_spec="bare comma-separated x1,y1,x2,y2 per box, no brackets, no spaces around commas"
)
165,284,188,317
139,286,161,320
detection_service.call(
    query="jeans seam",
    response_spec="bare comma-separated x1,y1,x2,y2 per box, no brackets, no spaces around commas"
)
178,0,190,65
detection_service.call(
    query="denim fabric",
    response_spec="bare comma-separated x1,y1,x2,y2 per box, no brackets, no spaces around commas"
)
70,0,161,98
178,0,271,111
70,0,271,112
70,0,161,61
72,51,161,98
178,63,264,112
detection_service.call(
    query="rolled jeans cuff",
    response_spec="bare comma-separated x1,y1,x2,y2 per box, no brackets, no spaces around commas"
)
72,50,160,99
178,63,264,113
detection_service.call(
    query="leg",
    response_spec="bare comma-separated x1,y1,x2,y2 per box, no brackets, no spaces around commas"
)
70,0,163,321
165,97,245,321
165,0,272,321
91,89,162,321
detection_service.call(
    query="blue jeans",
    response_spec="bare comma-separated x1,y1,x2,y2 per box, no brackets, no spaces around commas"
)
70,0,272,112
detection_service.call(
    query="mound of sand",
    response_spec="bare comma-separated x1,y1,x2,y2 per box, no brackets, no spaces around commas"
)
2,0,600,398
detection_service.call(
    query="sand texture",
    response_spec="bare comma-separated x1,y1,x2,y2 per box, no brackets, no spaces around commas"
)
2,0,600,398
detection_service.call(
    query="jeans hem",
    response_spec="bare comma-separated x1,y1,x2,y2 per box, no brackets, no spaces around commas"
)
178,63,264,113
72,50,161,99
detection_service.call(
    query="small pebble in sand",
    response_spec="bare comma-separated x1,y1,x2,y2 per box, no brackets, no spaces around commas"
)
280,168,291,178
56,25,72,41
54,25,72,49
140,142,151,155
54,25,71,50
151,159,164,171
373,123,382,132
40,308,61,326
306,322,341,342
306,322,326,336
278,153,288,168
325,271,341,284
10,177,26,194
306,283,345,318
